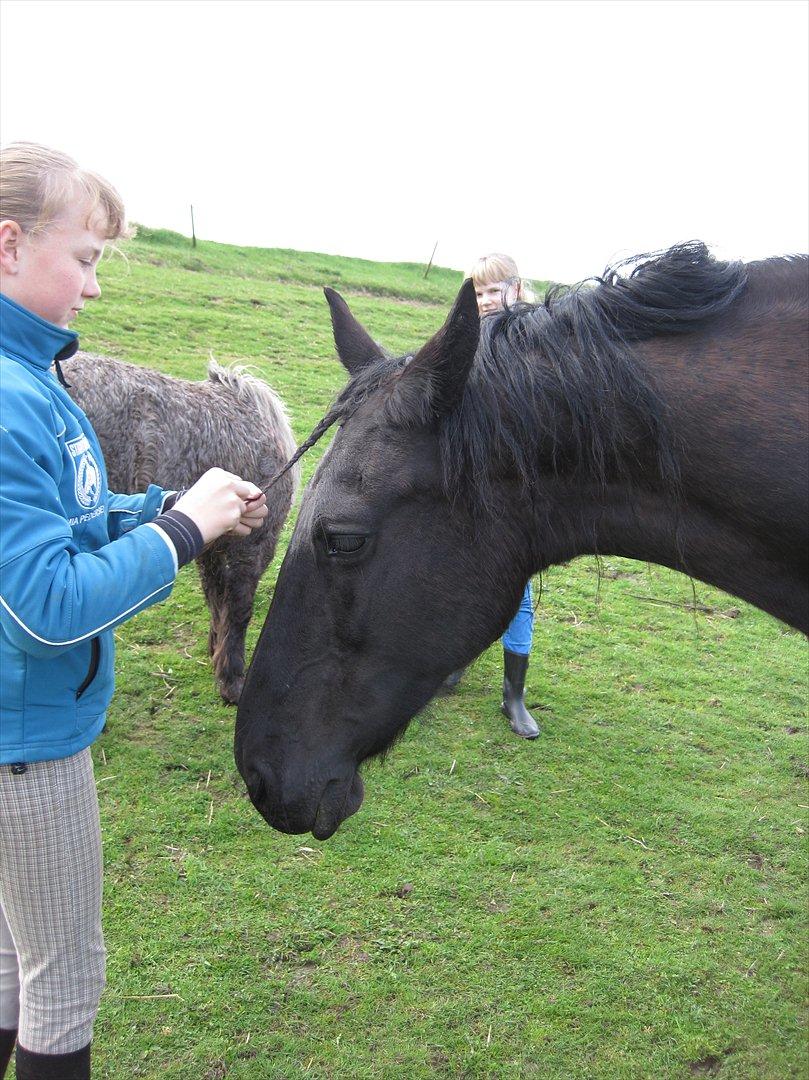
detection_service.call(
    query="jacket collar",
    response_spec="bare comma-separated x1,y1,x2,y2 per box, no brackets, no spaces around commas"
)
0,292,79,371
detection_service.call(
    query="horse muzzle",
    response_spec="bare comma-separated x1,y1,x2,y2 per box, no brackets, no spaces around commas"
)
239,756,364,839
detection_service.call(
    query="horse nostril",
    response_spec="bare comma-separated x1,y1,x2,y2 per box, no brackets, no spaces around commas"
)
244,765,267,807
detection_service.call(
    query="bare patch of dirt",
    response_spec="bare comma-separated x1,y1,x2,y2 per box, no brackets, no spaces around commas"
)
689,1047,733,1075
791,757,809,779
689,1057,722,1076
334,935,371,963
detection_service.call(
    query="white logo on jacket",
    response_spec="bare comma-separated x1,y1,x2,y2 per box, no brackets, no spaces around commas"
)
66,435,101,509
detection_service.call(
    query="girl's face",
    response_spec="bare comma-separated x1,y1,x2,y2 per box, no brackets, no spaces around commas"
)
0,199,107,328
474,279,519,317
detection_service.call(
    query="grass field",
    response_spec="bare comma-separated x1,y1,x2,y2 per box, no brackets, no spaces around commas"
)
71,228,807,1079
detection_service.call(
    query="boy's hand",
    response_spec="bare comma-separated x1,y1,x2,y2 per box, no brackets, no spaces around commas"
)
235,493,268,537
174,468,268,544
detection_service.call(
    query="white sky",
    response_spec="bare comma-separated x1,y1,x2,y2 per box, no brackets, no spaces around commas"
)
2,0,807,283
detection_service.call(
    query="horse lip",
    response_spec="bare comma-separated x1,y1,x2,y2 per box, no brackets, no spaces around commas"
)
312,771,364,840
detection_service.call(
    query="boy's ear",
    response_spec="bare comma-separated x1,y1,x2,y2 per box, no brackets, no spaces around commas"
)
0,220,23,274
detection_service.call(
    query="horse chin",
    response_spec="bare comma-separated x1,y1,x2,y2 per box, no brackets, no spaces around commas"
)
312,771,365,840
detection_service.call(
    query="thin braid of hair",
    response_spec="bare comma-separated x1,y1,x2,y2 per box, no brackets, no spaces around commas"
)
259,375,379,491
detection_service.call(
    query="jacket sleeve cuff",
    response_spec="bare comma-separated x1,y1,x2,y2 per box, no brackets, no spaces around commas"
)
150,510,204,569
160,489,186,513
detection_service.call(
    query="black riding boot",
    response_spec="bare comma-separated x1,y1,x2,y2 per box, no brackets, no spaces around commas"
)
501,649,539,739
0,1029,16,1079
14,1042,90,1079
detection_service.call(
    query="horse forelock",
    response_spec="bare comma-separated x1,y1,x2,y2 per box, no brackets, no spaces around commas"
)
263,355,406,490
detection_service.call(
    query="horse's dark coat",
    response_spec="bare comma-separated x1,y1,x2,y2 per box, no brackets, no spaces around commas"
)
235,243,809,838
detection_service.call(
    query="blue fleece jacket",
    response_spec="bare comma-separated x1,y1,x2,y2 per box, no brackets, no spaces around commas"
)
0,294,179,764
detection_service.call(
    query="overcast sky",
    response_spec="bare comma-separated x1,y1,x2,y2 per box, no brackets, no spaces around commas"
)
2,0,807,284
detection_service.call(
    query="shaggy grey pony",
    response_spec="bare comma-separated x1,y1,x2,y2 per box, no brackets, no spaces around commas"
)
64,352,299,704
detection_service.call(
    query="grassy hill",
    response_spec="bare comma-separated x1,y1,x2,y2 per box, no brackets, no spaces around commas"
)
71,230,807,1079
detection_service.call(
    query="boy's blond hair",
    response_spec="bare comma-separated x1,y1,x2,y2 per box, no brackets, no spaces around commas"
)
0,142,132,240
469,252,535,302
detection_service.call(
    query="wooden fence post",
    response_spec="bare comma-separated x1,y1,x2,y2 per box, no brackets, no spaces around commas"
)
423,240,438,279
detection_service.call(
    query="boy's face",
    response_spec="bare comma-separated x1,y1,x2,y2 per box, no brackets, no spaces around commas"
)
474,279,518,317
1,199,107,328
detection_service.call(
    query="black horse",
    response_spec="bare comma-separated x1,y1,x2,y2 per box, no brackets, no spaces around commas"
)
235,242,809,839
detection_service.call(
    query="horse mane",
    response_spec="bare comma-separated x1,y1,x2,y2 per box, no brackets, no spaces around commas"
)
438,241,748,514
277,242,750,510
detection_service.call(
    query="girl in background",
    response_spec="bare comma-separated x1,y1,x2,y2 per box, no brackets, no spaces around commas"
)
444,253,540,741
0,143,268,1079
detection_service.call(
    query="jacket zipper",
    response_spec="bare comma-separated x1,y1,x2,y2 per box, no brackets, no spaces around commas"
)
76,638,101,699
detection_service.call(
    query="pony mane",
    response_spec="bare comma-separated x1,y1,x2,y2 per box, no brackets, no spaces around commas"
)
207,358,297,460
275,242,750,510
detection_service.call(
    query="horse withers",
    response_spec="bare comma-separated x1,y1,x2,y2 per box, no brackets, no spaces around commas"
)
235,243,809,838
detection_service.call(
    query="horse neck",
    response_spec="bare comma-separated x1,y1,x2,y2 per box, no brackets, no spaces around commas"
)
525,475,681,570
522,327,809,632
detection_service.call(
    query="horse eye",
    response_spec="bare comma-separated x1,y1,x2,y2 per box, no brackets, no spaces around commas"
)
325,532,366,556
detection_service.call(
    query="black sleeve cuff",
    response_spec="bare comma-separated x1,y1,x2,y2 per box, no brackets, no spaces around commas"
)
160,489,186,513
153,509,205,568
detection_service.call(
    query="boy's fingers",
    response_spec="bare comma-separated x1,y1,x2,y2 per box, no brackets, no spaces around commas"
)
233,478,262,498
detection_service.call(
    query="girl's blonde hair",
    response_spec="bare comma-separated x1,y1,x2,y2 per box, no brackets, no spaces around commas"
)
0,142,132,240
469,252,535,303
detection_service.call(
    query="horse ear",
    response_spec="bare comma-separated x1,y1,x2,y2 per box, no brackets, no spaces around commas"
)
395,278,480,416
324,288,385,375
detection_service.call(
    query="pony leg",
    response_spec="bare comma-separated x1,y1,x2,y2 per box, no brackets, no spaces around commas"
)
196,546,228,677
208,545,265,706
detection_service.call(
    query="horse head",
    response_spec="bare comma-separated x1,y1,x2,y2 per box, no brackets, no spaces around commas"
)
235,281,535,838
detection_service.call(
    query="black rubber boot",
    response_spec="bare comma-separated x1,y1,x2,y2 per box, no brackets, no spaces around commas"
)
0,1029,16,1079
14,1042,90,1079
501,649,539,739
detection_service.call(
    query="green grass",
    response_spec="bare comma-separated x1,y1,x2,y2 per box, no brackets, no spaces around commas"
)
70,230,807,1079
